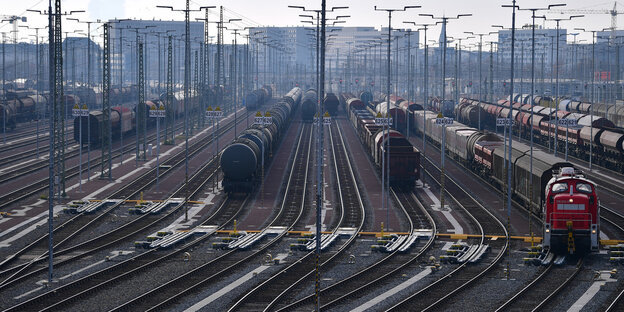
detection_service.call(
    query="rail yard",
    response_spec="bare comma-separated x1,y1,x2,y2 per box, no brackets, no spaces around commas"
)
2,1,624,311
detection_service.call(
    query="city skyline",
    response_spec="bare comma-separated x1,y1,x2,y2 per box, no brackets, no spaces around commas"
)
1,0,622,47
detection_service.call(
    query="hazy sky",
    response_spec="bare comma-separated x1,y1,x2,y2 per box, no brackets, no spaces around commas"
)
1,0,620,46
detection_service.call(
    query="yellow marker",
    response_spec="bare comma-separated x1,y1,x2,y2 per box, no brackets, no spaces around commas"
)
380,222,384,238
207,106,213,111
73,104,80,109
140,192,144,204
256,111,262,117
150,105,156,110
437,112,444,118
376,112,383,118
324,111,330,117
233,219,238,235
264,111,271,117
159,104,165,110
215,106,221,111
81,104,88,110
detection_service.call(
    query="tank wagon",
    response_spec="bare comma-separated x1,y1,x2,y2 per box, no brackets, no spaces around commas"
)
221,87,303,193
323,93,340,116
301,89,318,121
459,97,624,173
245,86,273,110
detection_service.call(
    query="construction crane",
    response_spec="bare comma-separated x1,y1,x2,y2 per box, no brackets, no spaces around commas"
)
0,15,27,43
552,2,623,38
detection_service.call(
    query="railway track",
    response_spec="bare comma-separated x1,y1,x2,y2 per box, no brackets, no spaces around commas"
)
606,283,624,312
0,115,191,183
227,120,366,311
495,257,584,312
0,136,65,169
104,123,314,311
276,188,435,311
601,205,624,236
0,118,189,211
0,111,252,287
0,124,53,152
387,155,509,311
2,154,243,311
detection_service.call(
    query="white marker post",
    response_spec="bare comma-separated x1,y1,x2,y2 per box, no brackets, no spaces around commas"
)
207,106,223,190
150,104,166,190
72,104,89,192
558,118,577,161
255,111,273,210
375,112,392,226
435,114,453,210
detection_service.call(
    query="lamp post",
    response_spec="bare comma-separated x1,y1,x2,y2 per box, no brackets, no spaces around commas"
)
289,4,348,311
501,0,518,280
421,13,472,101
465,31,496,130
158,2,205,221
1,32,6,145
24,26,45,159
515,5,563,240
68,18,105,179
26,0,85,283
545,14,584,159
224,24,244,138
575,28,599,172
405,22,434,167
375,4,419,232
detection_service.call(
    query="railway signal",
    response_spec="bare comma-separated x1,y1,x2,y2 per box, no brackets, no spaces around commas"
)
315,112,331,126
323,112,331,125
435,116,454,125
557,118,577,127
375,112,393,126
496,118,514,127
150,104,166,190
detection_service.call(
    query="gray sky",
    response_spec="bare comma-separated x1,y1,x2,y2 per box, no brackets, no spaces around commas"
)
1,0,621,46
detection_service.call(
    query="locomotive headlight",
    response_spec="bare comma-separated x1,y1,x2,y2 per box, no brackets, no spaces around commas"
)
569,199,573,203
592,229,597,234
546,229,550,233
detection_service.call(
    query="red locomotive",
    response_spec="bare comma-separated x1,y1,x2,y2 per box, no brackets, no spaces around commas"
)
543,167,599,254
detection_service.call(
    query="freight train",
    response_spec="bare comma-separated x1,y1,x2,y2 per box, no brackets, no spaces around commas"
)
245,85,273,110
342,94,420,187
73,91,201,145
220,87,303,193
558,98,624,129
409,108,599,253
1,86,137,131
457,97,624,173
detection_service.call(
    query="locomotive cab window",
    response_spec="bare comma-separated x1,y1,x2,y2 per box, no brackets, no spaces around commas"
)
576,183,593,194
551,182,568,193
